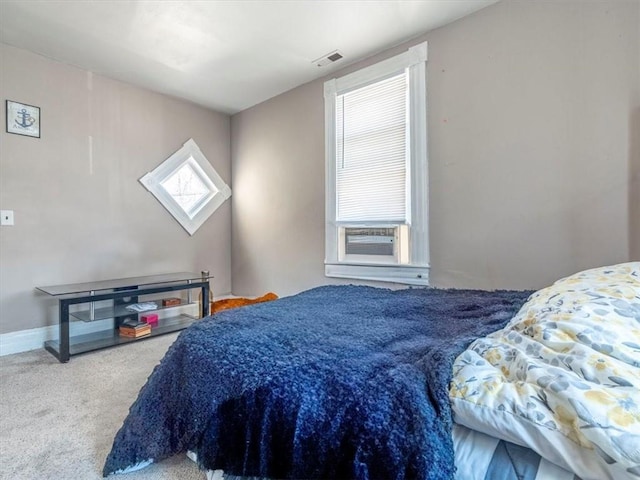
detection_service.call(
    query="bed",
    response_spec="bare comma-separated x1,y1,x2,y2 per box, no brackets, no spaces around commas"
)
103,263,639,480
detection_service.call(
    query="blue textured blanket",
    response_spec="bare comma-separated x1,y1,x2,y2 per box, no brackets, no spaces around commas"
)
103,285,532,479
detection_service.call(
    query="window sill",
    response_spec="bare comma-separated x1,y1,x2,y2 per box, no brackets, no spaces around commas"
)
325,263,429,286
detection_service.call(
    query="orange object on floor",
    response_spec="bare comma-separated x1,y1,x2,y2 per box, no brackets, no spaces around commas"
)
211,292,278,314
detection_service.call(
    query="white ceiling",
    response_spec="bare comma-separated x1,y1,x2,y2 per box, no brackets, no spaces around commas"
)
0,0,497,114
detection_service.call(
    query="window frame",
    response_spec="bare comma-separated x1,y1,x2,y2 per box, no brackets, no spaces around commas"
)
324,42,429,285
140,138,231,236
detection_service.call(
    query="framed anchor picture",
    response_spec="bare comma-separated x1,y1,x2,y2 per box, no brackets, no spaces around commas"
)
6,100,40,138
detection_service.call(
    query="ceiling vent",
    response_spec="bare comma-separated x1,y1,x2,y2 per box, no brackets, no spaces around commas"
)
313,50,343,67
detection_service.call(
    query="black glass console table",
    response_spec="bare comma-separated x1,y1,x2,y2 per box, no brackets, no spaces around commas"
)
36,272,211,363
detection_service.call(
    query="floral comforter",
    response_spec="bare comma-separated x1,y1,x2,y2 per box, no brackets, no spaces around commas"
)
450,263,640,480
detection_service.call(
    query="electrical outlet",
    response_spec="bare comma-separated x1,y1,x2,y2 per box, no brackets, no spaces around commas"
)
1,210,14,226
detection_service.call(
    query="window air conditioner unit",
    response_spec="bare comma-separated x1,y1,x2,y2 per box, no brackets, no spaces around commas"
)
339,226,409,265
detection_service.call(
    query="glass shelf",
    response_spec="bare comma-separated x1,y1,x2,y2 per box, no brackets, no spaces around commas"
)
69,298,197,322
44,314,197,357
37,272,211,298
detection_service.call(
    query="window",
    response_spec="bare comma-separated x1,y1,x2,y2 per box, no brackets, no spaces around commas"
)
160,159,216,218
324,42,429,285
140,138,231,235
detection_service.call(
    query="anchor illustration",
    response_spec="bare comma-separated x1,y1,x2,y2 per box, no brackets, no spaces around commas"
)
14,108,35,129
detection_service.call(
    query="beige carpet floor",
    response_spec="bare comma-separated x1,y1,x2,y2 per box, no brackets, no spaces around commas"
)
0,333,208,480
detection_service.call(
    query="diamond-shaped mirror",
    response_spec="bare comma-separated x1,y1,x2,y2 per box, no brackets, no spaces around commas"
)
140,139,231,235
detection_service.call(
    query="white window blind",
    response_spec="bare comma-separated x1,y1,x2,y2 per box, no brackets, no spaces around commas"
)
336,72,408,223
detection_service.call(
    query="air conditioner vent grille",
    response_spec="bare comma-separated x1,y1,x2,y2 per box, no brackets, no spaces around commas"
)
344,227,395,256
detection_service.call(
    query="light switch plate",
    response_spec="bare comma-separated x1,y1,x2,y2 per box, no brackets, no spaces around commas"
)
1,210,14,226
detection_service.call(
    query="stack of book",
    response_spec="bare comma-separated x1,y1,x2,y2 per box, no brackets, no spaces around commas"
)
119,319,151,338
162,297,181,307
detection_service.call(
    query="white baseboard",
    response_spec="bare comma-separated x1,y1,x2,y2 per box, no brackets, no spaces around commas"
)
0,303,201,357
0,324,59,357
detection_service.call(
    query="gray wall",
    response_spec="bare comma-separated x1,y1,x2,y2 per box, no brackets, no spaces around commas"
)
632,105,640,261
0,44,232,335
231,0,640,297
1,0,638,336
